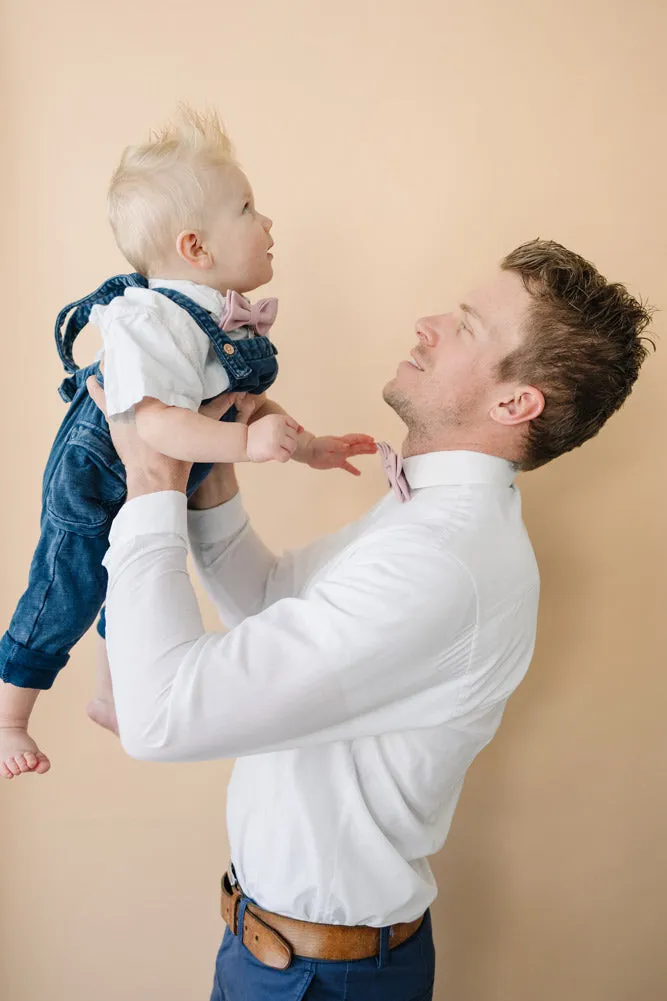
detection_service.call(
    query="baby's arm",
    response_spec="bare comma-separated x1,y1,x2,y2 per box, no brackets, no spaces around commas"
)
133,398,299,464
246,396,315,462
251,397,377,475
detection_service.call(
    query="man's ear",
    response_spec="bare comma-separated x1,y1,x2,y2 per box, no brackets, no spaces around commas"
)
490,385,545,426
176,230,213,269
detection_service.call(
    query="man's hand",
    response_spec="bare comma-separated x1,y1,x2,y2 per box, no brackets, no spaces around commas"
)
299,434,378,476
86,377,243,500
246,413,302,463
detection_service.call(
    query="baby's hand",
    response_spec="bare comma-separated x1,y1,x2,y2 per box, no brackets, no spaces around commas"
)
247,414,302,463
303,434,377,476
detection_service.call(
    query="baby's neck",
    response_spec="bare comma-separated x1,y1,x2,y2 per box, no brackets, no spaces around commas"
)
147,268,226,295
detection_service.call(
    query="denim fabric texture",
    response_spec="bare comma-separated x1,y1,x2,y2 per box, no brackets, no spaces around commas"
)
209,904,435,1001
0,276,279,689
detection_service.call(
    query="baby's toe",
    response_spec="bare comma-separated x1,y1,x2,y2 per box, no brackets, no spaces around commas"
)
14,753,33,773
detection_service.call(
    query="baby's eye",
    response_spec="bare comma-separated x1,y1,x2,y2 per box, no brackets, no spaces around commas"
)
242,201,251,213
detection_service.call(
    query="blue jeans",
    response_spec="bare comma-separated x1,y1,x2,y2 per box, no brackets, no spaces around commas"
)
210,904,435,1001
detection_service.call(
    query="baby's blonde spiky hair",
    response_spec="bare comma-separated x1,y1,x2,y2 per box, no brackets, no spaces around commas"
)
108,105,236,274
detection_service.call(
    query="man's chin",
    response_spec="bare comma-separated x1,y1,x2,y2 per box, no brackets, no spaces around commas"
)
382,381,410,424
382,379,398,407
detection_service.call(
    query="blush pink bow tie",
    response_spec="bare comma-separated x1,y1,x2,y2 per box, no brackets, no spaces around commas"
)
220,290,279,337
376,442,411,502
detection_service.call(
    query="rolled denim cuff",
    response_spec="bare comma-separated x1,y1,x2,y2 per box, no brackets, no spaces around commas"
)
0,632,69,690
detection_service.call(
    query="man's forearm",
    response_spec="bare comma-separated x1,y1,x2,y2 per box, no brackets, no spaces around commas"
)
187,464,240,510
125,462,191,502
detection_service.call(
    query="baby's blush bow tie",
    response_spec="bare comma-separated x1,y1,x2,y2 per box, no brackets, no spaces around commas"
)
376,442,412,503
220,290,278,336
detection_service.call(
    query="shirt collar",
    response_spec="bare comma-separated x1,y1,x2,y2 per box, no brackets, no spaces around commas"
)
148,278,227,321
402,450,517,489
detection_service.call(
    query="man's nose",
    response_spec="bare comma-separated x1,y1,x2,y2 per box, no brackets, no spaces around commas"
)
415,317,440,346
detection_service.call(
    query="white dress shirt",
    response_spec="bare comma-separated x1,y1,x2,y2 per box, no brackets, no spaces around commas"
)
103,450,540,927
90,279,254,419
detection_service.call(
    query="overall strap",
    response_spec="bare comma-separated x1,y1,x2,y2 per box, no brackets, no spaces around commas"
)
55,273,148,373
152,287,254,381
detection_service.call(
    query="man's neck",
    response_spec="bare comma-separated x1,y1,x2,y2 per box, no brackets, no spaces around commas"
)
402,427,521,462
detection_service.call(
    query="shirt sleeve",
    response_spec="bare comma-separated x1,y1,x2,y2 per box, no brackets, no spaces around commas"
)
187,495,369,626
102,492,477,763
91,297,211,418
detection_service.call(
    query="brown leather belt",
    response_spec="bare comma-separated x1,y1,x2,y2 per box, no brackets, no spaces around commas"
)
220,872,425,970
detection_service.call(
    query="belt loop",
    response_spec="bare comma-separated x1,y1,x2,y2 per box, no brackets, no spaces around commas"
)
376,925,391,969
229,862,239,888
236,895,250,940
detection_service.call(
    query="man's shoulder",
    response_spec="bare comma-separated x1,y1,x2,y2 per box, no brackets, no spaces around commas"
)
340,518,477,594
355,498,539,603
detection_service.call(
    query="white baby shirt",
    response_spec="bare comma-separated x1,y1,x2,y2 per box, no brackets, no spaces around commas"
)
90,278,255,420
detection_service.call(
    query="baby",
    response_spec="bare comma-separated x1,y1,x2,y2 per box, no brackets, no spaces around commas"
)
0,107,376,777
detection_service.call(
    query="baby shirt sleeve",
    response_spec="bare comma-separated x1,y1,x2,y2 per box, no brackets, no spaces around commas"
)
90,293,228,419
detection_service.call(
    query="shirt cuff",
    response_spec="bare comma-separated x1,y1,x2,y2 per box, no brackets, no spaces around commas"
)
108,491,189,547
187,492,248,545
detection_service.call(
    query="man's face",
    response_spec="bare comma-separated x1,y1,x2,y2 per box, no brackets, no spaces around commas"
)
383,269,533,438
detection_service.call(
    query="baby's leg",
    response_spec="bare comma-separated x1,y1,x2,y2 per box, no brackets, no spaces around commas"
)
86,634,119,736
0,680,50,778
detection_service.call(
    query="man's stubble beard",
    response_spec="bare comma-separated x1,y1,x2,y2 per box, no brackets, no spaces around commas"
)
382,382,470,439
382,382,419,429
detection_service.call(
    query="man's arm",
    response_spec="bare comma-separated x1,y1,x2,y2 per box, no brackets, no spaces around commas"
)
187,463,371,626
102,497,476,762
187,462,240,511
188,475,281,624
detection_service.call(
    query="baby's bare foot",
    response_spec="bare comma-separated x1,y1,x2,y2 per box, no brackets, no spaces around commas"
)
0,727,51,779
86,697,119,736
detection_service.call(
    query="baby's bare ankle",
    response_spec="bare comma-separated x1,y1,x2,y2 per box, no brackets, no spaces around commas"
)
0,717,29,731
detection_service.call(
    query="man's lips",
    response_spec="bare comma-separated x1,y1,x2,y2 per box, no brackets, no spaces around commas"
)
407,350,424,371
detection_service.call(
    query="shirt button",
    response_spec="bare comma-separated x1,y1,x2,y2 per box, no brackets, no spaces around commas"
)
223,344,235,355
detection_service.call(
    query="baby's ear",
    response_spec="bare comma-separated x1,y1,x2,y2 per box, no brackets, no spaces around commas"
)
176,230,212,269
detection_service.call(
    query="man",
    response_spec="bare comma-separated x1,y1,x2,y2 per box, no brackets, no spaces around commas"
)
91,240,652,1001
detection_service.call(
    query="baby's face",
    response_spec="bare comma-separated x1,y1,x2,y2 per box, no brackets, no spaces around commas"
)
204,165,274,295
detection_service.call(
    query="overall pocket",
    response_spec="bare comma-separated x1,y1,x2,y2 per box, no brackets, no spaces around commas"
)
46,423,127,537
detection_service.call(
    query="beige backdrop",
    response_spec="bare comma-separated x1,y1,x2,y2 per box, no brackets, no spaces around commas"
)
1,2,666,999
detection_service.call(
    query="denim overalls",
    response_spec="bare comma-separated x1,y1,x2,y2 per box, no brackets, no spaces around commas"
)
0,274,279,690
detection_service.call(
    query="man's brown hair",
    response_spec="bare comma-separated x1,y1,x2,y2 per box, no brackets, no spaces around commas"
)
499,239,654,471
